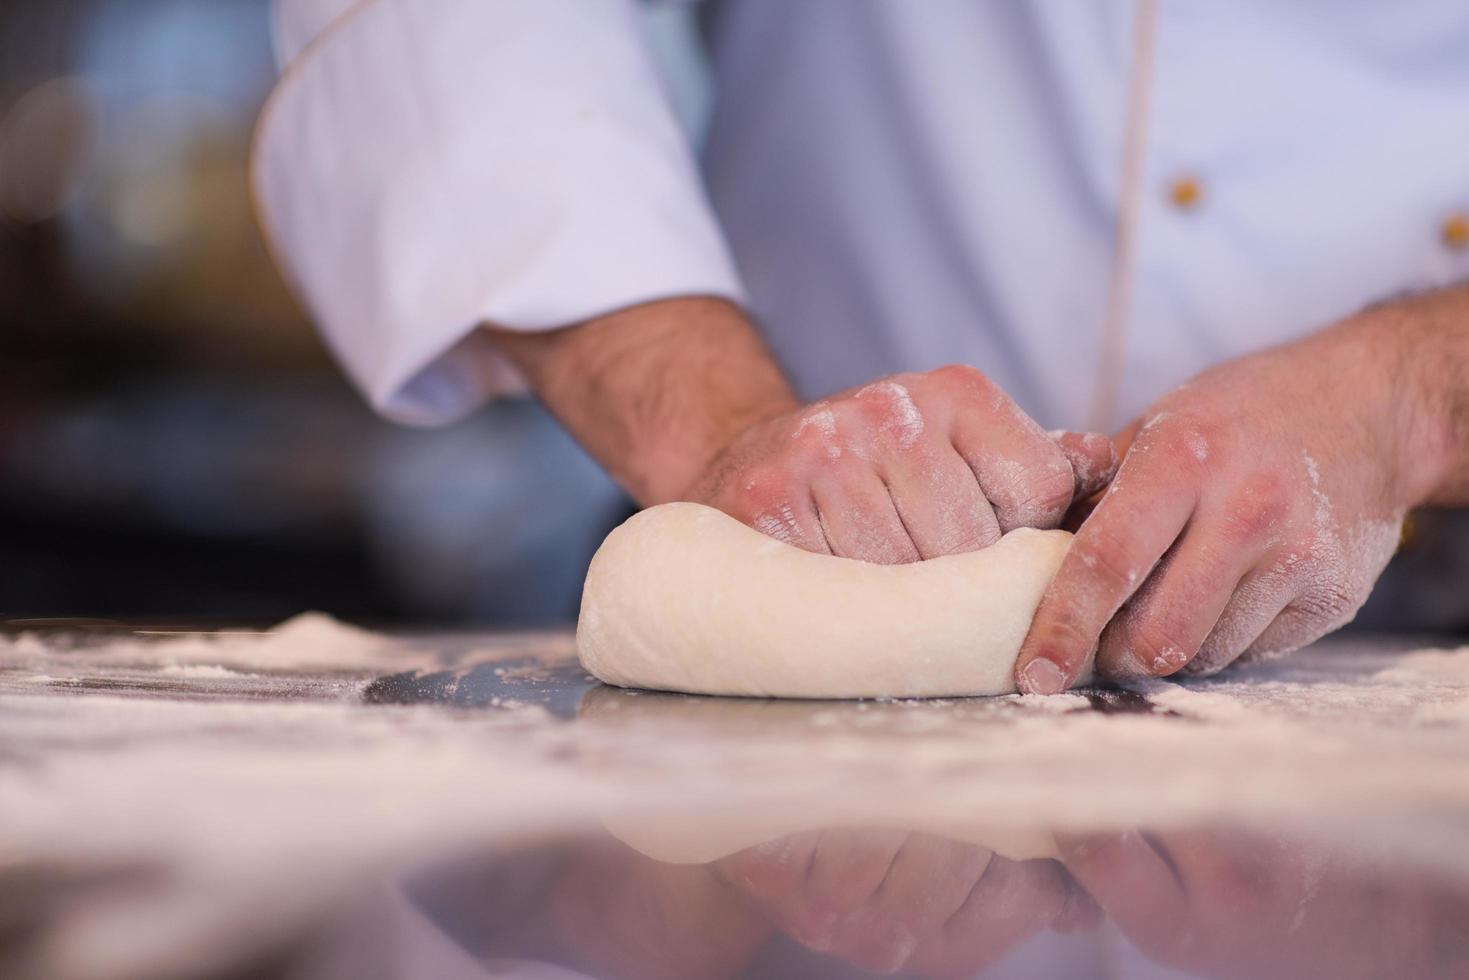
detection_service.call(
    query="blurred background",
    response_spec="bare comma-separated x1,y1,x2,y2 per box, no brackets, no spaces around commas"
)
0,0,670,627
1,0,1462,632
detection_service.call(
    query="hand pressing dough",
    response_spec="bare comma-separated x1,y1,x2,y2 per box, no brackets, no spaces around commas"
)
577,502,1092,699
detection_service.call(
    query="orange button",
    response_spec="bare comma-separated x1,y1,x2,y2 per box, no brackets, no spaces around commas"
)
1167,175,1203,211
1443,212,1469,250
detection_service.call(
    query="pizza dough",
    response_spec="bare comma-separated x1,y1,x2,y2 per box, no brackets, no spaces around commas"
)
577,502,1092,698
578,691,1061,860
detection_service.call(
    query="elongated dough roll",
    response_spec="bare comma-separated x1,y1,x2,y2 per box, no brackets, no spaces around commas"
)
577,502,1091,698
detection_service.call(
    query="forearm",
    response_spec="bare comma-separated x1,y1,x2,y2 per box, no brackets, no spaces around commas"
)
1357,284,1469,507
485,298,799,505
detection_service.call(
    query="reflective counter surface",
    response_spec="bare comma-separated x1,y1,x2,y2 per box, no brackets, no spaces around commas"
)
3,616,1468,979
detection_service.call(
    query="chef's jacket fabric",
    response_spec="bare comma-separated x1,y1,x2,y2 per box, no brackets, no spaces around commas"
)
253,0,1469,431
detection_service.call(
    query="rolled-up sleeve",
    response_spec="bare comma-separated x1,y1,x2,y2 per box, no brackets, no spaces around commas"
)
252,0,745,425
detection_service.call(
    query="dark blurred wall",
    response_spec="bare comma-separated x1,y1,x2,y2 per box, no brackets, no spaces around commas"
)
0,0,627,627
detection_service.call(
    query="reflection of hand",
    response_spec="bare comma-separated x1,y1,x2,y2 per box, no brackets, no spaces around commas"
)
692,365,1116,563
1059,830,1469,979
549,837,770,980
1015,299,1463,693
715,828,1098,976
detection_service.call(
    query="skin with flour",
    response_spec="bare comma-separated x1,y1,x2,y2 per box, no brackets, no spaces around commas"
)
577,502,1093,699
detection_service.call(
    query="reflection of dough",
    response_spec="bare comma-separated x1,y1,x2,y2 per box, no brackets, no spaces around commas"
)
577,689,1064,863
577,503,1092,699
578,687,1063,863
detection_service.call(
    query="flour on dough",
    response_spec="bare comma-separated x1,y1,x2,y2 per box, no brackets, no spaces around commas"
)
577,502,1091,699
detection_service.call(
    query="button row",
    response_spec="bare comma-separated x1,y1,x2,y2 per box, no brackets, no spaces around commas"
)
1163,174,1468,252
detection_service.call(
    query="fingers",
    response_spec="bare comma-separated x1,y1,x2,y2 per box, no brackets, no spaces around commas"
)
1183,571,1292,676
848,373,1011,557
1014,446,1199,694
729,829,1064,979
724,368,1119,562
717,828,914,959
880,444,1003,558
1101,467,1295,679
1096,523,1263,681
1052,430,1120,500
1055,831,1190,950
811,464,923,564
929,856,1084,976
827,833,994,974
937,369,1079,533
1237,600,1345,668
729,468,834,555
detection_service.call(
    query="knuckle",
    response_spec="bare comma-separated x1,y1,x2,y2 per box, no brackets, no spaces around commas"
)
1215,500,1282,547
1159,424,1211,467
727,466,796,516
1206,473,1288,547
1135,414,1214,467
929,362,986,386
789,413,845,463
998,465,1075,528
929,363,997,405
848,379,928,452
826,399,868,436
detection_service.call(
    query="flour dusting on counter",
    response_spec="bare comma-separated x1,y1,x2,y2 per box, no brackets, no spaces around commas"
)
1,612,417,674
3,626,1469,980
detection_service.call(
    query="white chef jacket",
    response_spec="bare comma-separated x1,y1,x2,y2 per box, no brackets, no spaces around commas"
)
252,0,1469,432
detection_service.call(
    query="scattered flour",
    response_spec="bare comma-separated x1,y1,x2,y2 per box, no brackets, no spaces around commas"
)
1370,646,1469,686
3,632,1469,980
1123,678,1257,723
0,613,406,673
158,664,253,680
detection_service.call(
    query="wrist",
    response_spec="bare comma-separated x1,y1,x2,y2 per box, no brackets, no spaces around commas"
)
1350,287,1468,508
630,388,795,505
487,297,798,507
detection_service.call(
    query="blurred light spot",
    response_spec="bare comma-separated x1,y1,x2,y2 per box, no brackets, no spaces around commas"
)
99,93,228,249
1442,212,1469,252
109,160,193,247
0,76,97,223
1167,174,1203,212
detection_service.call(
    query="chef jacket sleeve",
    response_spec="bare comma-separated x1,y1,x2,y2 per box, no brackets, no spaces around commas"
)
253,0,746,425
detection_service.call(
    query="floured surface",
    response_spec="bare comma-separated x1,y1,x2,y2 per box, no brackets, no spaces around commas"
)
3,618,1469,979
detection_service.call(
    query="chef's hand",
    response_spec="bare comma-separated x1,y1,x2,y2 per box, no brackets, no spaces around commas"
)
488,297,1116,563
1015,287,1469,693
689,366,1116,562
1057,829,1469,979
717,829,1098,976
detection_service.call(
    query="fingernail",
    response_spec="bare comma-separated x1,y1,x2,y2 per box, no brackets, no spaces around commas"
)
1140,646,1190,676
1019,657,1067,696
